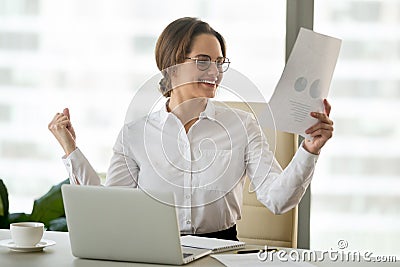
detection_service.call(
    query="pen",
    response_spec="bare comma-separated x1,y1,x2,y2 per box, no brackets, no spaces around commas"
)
236,248,278,254
236,249,261,254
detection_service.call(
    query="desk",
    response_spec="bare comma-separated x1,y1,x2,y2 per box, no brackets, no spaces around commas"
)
0,230,397,267
0,230,221,267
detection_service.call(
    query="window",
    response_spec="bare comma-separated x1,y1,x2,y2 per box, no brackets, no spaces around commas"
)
0,32,39,51
0,0,285,213
0,0,39,16
312,0,400,256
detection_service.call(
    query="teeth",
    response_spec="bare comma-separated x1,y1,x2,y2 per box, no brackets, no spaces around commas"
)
199,80,216,85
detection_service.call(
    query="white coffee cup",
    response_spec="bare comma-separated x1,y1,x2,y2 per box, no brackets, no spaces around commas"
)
10,222,44,247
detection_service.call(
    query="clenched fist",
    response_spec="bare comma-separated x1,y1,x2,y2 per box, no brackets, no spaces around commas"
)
48,108,77,156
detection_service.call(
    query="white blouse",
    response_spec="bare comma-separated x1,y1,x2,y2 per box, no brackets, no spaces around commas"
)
63,100,318,234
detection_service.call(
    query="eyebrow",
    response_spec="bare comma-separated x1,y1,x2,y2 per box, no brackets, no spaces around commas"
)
194,54,225,60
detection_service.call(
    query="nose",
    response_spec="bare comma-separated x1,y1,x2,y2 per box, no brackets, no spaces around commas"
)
207,61,220,76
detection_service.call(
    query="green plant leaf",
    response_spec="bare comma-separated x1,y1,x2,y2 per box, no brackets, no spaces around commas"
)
30,179,69,227
8,213,31,223
48,217,68,232
0,199,3,217
0,179,10,228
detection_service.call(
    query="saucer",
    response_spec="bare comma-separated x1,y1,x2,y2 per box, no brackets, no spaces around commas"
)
0,239,56,252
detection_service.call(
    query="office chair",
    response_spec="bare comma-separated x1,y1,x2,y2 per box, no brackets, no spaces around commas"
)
218,101,298,248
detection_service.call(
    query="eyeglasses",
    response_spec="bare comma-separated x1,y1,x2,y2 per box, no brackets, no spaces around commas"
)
185,54,230,73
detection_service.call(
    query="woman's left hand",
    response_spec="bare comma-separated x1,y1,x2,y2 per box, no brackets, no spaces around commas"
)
303,99,334,155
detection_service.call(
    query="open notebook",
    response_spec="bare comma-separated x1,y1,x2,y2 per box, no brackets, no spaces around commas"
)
181,236,245,253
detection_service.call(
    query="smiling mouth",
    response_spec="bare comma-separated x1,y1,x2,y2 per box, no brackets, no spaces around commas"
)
198,79,217,86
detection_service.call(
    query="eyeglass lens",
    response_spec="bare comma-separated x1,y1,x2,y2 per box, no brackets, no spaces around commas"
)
195,55,229,72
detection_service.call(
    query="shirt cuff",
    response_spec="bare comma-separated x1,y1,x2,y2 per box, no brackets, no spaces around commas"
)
296,141,319,167
62,148,82,185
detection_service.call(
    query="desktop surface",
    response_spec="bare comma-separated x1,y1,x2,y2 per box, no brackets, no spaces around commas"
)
0,230,223,267
0,230,397,267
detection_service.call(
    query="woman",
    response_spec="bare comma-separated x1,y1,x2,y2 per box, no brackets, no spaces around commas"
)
48,17,333,241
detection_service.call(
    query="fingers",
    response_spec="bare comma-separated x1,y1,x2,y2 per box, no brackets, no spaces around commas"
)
323,99,331,117
51,112,62,121
48,110,73,132
305,121,334,135
63,108,70,120
48,109,77,156
49,113,68,125
303,100,334,153
306,99,333,134
308,127,333,139
305,107,334,137
310,111,333,125
63,108,74,131
48,113,60,129
49,120,71,130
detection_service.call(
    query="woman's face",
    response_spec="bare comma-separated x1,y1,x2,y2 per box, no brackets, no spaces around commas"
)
170,33,224,99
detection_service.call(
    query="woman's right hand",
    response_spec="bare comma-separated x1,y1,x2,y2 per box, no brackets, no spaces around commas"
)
48,108,77,156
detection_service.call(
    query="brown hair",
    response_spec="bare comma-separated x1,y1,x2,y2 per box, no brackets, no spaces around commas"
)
155,17,226,97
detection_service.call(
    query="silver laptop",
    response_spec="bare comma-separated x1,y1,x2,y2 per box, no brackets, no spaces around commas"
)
61,185,210,265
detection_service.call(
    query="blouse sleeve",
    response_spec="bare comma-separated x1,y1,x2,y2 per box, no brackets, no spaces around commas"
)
244,113,319,214
62,148,101,185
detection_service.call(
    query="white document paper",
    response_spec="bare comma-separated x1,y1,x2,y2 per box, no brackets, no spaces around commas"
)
211,254,316,267
268,28,342,139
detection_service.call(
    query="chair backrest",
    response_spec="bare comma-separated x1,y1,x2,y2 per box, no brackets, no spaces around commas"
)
218,101,298,248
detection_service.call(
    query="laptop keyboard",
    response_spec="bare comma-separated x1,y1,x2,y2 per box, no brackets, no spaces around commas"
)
183,253,194,258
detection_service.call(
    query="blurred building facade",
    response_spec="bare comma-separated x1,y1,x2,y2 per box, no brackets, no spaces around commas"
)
1,0,398,256
312,0,400,256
